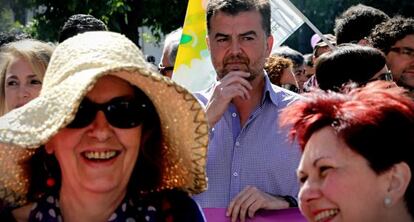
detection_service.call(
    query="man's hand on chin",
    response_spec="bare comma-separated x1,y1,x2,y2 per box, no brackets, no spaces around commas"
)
205,71,252,127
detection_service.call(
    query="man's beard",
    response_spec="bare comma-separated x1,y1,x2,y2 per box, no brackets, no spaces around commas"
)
398,73,414,89
218,55,259,81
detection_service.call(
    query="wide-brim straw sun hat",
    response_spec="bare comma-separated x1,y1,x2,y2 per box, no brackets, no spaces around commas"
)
0,31,208,208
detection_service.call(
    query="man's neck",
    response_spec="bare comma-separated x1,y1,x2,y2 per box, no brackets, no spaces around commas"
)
233,73,265,126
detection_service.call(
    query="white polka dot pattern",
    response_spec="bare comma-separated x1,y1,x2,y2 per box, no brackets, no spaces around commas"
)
28,193,160,221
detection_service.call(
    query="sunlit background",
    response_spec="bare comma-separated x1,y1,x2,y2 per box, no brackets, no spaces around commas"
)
1,0,413,63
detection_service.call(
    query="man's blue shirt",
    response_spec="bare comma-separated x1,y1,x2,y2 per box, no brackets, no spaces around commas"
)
193,75,302,208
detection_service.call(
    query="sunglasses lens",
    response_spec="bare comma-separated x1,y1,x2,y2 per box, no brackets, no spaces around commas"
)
67,100,97,128
106,100,144,128
379,74,388,80
385,73,393,81
67,99,146,129
372,72,393,82
158,66,174,76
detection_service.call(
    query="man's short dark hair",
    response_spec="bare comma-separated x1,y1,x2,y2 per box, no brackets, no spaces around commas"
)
315,44,387,91
369,16,414,54
334,4,389,44
206,0,271,36
58,14,107,43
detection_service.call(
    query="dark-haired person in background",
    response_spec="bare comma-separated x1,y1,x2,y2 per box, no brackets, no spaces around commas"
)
369,16,414,97
0,31,30,47
315,44,392,91
303,34,337,92
334,4,389,45
58,14,107,43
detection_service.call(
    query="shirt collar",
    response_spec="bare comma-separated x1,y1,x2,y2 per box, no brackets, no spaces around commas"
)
261,72,280,106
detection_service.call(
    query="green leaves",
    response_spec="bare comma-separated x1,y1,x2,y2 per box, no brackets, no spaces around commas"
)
3,0,187,46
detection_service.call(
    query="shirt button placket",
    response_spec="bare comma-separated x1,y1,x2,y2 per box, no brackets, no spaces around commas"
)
230,137,242,198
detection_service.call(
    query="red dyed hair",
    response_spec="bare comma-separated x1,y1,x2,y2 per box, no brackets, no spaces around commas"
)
280,81,414,216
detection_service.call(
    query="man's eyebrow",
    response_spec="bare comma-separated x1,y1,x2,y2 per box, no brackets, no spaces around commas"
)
214,31,257,39
240,31,257,37
214,32,229,39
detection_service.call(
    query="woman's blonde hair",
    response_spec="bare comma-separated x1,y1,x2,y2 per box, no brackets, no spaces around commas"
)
0,39,54,115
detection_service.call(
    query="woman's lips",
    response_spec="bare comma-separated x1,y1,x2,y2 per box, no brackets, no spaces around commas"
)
81,150,120,162
313,208,339,222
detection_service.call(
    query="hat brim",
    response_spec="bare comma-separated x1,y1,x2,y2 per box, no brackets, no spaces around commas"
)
0,65,208,207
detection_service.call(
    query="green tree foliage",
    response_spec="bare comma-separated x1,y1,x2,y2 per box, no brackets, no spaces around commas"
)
7,0,188,46
3,0,413,50
0,0,28,32
0,8,16,32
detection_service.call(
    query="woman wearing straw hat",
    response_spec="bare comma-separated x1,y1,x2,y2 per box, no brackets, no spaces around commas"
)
0,31,208,221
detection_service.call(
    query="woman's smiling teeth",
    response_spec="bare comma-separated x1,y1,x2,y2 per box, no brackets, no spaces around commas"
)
315,209,339,222
82,151,119,160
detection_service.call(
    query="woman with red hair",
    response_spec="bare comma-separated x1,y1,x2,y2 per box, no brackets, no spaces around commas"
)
280,81,414,222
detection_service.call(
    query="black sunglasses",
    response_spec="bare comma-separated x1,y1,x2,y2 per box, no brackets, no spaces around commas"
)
67,97,148,129
369,71,394,82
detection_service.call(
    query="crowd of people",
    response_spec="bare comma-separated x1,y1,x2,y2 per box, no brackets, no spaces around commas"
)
0,0,413,221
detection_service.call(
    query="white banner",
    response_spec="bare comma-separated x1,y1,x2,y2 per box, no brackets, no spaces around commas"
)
270,0,305,48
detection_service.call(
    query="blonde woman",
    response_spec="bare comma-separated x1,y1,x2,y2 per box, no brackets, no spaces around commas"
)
0,39,54,116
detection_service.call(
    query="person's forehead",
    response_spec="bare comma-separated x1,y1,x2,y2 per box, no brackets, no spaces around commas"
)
294,64,305,70
393,34,414,47
6,57,35,76
210,10,263,32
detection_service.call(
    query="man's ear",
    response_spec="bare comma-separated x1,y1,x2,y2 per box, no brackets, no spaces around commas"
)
386,162,411,205
266,34,274,57
206,35,210,50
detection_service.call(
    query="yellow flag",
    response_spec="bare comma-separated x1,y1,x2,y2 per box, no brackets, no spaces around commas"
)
172,0,216,92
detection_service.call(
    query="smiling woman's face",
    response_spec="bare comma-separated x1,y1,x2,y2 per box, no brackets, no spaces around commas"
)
45,75,142,195
297,126,391,222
